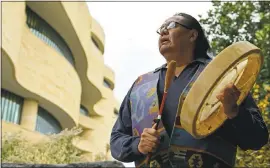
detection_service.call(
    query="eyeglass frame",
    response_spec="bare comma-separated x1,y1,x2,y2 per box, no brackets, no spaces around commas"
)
156,21,193,35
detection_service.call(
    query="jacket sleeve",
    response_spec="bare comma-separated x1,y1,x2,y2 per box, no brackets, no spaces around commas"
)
228,93,269,150
110,83,145,162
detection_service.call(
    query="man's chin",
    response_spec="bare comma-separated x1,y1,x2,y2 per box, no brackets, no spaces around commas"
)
159,46,171,56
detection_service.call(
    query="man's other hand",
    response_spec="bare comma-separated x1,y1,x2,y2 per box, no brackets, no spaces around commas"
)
216,82,241,119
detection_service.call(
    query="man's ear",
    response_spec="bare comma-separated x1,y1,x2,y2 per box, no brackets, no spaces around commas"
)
189,30,198,43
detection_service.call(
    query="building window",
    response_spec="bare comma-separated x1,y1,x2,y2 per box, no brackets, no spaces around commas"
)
80,105,89,116
103,79,112,89
26,6,75,66
35,107,62,134
1,89,23,124
91,33,104,54
114,108,119,115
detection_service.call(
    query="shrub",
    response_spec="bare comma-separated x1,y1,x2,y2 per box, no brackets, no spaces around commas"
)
2,127,88,164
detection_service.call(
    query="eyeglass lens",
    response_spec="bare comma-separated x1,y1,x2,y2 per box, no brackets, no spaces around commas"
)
158,22,176,34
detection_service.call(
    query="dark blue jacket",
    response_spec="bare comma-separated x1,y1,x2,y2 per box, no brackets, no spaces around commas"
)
110,57,269,163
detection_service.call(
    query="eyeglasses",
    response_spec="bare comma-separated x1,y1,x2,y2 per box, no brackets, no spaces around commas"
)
157,21,192,35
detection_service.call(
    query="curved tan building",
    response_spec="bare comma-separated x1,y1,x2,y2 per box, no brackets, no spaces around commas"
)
1,1,119,160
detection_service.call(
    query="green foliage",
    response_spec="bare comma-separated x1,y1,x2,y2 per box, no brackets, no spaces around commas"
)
2,127,87,164
94,152,107,161
199,1,270,167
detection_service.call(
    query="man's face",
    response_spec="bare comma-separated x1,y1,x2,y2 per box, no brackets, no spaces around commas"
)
158,16,194,57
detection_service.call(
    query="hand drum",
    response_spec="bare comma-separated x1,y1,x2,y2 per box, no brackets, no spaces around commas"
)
180,41,263,139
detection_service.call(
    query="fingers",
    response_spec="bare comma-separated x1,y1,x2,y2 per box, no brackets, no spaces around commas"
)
230,84,241,97
144,127,159,137
138,125,160,154
141,138,159,149
227,83,240,94
138,143,157,154
215,83,241,119
152,123,157,129
224,85,240,102
138,137,159,154
141,127,159,144
216,92,224,101
142,132,159,143
216,83,241,102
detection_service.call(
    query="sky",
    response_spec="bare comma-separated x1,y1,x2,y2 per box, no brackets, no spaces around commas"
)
87,1,213,167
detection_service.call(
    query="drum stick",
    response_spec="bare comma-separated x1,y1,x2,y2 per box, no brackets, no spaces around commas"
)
146,60,176,165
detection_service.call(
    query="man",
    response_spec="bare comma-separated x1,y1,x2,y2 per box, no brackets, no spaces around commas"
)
110,13,269,168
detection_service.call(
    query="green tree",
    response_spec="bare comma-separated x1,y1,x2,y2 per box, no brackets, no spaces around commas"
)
199,1,270,167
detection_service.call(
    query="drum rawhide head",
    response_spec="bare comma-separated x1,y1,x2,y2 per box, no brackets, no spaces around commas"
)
180,41,263,139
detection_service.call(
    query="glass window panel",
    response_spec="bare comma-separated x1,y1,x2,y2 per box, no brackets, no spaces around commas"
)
1,89,23,124
1,94,7,120
7,92,13,122
35,107,62,134
3,96,9,121
25,6,75,66
14,104,19,124
114,109,119,115
80,105,89,117
91,35,104,54
9,96,15,122
91,36,99,50
103,79,112,89
15,103,22,124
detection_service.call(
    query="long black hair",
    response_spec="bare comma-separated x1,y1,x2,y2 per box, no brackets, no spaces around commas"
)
174,13,212,59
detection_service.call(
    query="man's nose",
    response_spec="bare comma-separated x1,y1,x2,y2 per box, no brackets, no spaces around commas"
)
160,28,169,36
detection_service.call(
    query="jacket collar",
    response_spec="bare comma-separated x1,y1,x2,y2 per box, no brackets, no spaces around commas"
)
154,57,212,73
